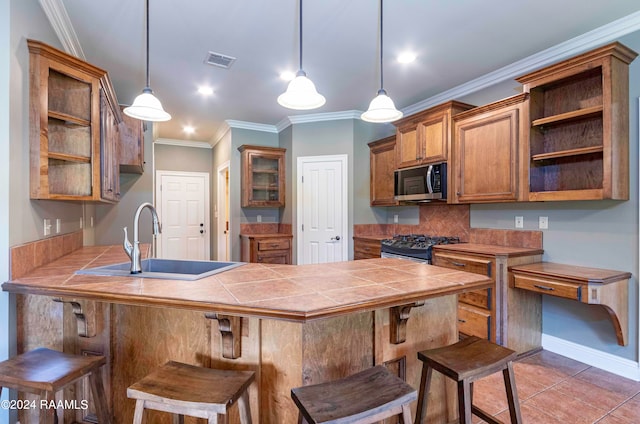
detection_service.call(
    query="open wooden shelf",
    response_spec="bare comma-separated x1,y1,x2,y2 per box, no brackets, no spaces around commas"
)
48,152,92,163
48,110,91,127
531,146,603,161
531,105,603,128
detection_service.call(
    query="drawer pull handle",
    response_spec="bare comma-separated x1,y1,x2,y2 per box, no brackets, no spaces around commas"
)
269,244,280,248
534,284,554,291
458,319,466,323
451,262,466,267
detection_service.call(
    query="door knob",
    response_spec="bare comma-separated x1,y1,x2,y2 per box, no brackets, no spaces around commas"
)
331,236,341,241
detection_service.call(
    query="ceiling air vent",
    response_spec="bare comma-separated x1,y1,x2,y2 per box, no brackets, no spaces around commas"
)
204,51,236,69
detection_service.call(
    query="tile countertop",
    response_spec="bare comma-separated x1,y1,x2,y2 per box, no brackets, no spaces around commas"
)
2,245,492,322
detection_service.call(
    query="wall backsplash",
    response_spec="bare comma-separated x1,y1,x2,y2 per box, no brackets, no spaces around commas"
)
354,204,542,249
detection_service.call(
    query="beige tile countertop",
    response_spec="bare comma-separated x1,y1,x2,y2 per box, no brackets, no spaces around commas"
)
3,245,492,322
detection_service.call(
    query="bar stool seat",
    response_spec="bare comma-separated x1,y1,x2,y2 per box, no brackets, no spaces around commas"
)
415,336,522,424
127,361,254,424
291,365,417,424
0,347,111,424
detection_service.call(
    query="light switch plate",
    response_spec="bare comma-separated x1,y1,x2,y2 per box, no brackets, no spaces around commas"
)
515,216,524,228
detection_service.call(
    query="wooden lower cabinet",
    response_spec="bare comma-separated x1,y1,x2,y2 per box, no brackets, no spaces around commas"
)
240,234,292,264
432,243,543,354
353,236,383,260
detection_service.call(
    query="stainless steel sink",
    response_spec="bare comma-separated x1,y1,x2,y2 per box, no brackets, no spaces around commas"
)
75,258,245,281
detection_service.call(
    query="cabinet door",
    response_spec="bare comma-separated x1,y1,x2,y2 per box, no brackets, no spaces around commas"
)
395,125,421,168
418,114,448,163
100,91,120,202
369,136,397,206
239,146,286,208
452,95,526,203
119,108,144,174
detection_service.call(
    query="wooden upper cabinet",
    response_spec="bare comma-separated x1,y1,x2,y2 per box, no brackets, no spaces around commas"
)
394,101,475,169
99,78,121,202
119,106,145,174
368,136,398,206
451,93,528,204
238,145,286,208
516,42,637,201
28,39,121,203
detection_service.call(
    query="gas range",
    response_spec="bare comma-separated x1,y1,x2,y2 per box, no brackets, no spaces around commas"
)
380,234,461,263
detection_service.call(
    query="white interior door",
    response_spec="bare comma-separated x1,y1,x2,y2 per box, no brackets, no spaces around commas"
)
216,162,230,261
297,155,348,264
156,171,210,260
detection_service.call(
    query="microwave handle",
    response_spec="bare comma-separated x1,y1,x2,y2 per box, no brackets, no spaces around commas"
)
426,165,434,193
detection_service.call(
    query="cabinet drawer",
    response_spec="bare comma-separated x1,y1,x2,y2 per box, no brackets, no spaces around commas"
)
513,275,582,301
354,239,382,260
256,251,290,264
458,304,491,340
432,253,493,278
257,239,291,251
459,288,491,309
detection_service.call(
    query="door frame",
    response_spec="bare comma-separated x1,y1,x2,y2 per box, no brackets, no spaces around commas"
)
296,154,349,264
155,170,210,259
216,161,231,262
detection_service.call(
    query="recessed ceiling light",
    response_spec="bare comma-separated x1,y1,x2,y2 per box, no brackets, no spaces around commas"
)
198,86,214,96
280,71,296,81
397,52,416,64
183,125,195,134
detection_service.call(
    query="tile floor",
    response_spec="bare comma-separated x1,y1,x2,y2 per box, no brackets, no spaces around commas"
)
472,350,640,423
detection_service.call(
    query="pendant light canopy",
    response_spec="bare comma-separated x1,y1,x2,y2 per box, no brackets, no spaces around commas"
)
361,0,402,123
277,0,325,110
124,0,171,122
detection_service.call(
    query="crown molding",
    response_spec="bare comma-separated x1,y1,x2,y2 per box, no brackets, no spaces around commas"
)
276,110,364,132
402,10,640,116
225,120,278,133
154,138,212,149
39,0,85,59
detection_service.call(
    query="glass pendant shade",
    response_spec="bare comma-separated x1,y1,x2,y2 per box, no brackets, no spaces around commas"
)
277,70,326,110
124,87,171,122
361,89,403,123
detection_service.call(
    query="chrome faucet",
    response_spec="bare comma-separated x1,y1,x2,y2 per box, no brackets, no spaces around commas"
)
123,202,161,273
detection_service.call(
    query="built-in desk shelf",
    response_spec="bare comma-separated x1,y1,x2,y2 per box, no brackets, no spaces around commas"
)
509,262,631,346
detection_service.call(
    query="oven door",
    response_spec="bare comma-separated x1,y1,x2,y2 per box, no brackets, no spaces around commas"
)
381,251,431,264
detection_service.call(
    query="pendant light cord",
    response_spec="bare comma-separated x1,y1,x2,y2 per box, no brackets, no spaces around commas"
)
298,0,303,71
379,0,384,91
145,0,150,88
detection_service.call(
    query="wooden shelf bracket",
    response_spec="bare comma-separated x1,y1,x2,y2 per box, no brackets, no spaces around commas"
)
206,313,243,359
390,301,425,344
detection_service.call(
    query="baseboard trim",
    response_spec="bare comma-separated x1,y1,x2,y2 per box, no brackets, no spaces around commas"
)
542,334,640,381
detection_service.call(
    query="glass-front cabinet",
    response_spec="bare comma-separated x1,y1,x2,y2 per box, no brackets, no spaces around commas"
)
238,145,286,207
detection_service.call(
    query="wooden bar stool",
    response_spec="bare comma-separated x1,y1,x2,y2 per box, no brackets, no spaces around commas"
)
415,336,522,424
291,365,417,424
0,347,111,424
127,361,254,424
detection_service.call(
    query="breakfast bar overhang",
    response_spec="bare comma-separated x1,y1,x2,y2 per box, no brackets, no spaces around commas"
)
3,246,492,423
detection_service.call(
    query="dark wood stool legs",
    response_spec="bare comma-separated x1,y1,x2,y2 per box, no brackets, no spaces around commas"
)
0,347,111,424
416,336,522,424
291,365,416,424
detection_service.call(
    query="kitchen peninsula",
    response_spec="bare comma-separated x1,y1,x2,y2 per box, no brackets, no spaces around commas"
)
3,244,492,423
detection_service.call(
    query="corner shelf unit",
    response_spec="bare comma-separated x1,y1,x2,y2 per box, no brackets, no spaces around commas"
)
28,39,121,202
517,42,637,201
238,145,286,207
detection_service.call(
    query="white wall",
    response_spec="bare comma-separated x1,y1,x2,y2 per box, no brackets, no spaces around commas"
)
1,0,11,421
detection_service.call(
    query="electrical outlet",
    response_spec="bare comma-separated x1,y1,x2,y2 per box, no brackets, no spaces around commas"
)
539,216,549,229
257,215,262,223
515,216,524,229
55,218,61,234
43,219,51,236
394,214,399,223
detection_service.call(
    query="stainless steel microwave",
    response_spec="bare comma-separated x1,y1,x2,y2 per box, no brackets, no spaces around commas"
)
394,163,447,202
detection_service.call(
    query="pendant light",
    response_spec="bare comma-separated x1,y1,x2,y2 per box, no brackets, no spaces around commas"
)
124,0,171,122
277,0,326,110
361,0,402,123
